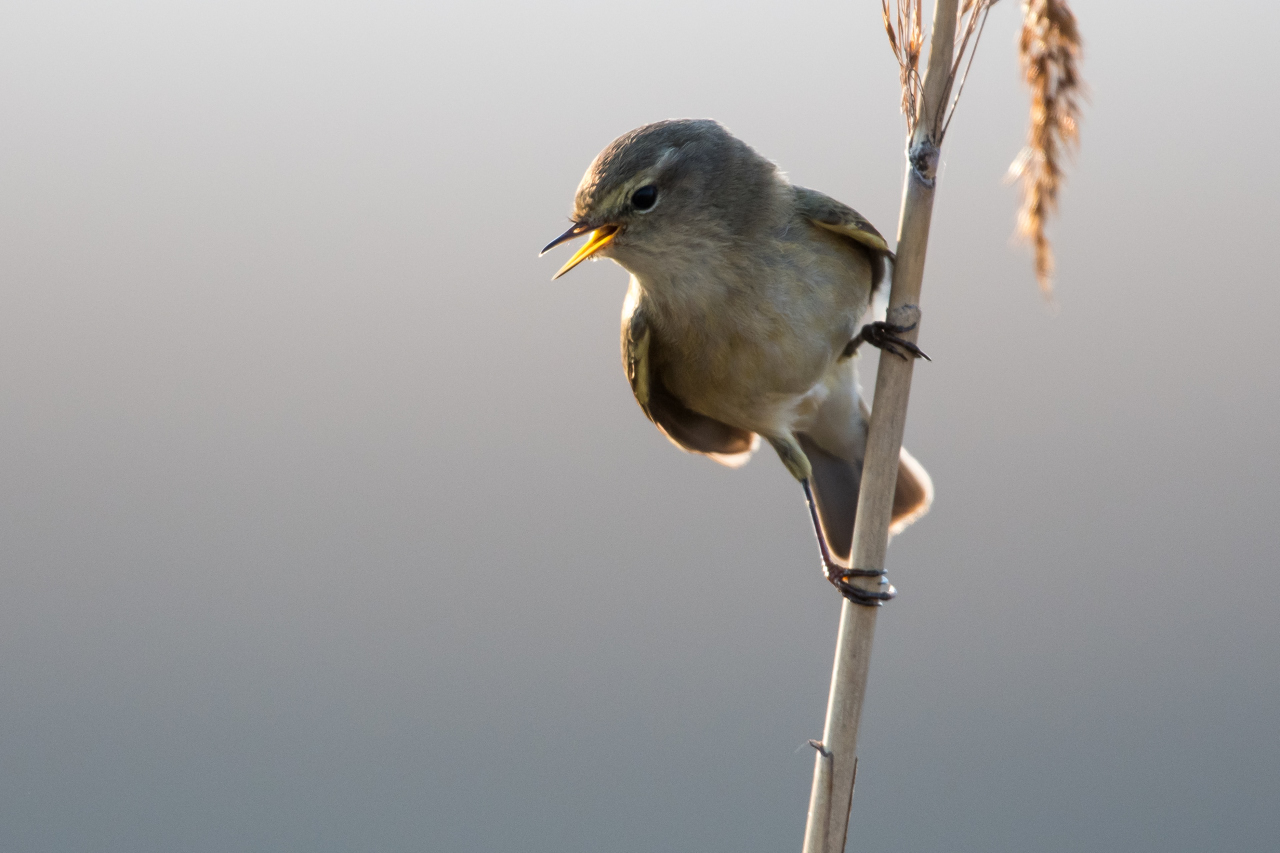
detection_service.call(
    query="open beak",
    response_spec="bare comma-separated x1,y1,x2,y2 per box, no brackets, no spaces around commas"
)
540,223,619,280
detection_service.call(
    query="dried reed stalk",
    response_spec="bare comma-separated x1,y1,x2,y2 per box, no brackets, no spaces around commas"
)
802,3,970,852
801,2,1024,851
1010,0,1082,297
803,4,1081,850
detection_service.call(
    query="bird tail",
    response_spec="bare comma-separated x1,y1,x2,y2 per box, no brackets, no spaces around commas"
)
796,434,933,566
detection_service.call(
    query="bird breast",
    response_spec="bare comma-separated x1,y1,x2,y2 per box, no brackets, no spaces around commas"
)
625,228,874,437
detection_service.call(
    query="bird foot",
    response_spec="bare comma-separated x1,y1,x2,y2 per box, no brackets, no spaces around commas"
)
825,565,897,607
802,479,898,607
843,321,931,362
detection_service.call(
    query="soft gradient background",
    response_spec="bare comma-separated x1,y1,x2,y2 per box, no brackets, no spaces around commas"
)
1,1,1276,851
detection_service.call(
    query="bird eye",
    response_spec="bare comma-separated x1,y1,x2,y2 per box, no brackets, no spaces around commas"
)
630,185,658,212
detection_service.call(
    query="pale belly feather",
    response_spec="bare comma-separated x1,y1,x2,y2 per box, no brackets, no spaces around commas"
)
618,217,877,443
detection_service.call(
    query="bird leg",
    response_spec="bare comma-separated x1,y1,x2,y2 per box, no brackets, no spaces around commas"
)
842,321,931,362
801,480,896,606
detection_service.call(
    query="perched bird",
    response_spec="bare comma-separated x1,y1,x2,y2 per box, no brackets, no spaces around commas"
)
542,119,932,603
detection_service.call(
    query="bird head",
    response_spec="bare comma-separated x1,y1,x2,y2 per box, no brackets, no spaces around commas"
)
540,119,780,279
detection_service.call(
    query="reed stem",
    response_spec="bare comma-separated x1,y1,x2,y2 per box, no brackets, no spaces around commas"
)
800,2,958,850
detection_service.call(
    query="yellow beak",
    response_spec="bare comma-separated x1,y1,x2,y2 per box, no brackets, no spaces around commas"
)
550,225,618,280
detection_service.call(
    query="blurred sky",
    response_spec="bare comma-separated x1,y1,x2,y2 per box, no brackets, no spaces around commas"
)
1,1,1277,851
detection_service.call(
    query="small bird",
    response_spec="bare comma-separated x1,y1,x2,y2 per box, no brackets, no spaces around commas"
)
542,119,932,604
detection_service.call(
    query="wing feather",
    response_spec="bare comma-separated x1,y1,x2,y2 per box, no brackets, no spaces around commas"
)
622,291,758,468
793,186,894,257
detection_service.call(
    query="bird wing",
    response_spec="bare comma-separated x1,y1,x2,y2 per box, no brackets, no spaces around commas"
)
793,186,894,258
622,293,759,468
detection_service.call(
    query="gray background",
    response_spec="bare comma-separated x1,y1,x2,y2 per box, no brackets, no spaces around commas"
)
1,1,1276,851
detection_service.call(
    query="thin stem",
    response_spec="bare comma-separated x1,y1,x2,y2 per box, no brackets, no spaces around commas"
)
800,2,960,852
940,2,992,142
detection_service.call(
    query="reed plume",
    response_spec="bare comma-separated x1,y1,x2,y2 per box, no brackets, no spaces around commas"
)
881,0,924,132
1011,0,1083,297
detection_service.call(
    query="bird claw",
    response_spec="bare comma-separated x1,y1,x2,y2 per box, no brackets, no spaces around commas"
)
825,565,897,606
845,321,931,362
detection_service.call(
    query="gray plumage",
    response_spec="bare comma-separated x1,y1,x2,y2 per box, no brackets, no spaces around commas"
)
549,119,931,564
